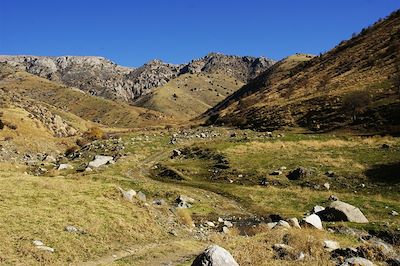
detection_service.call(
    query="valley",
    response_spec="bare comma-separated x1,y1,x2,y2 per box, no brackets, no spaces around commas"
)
0,7,399,266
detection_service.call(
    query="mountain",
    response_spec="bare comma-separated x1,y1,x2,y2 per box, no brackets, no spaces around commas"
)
0,63,175,133
132,53,274,119
203,10,400,133
0,53,275,107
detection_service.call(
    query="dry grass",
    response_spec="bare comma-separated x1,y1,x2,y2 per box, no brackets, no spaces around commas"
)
176,208,194,227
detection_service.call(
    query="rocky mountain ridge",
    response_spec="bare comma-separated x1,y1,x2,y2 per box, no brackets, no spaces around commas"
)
0,53,275,103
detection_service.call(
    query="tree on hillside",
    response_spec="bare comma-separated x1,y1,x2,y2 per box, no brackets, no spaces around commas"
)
342,90,371,121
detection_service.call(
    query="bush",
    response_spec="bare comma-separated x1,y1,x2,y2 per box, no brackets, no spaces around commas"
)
176,208,193,227
0,119,4,130
83,127,105,141
342,90,371,121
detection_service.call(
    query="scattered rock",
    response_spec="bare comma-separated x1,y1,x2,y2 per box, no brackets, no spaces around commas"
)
222,226,230,234
318,201,368,223
326,171,336,177
329,194,339,201
223,220,233,228
32,240,54,252
288,217,301,229
312,205,325,214
206,221,216,227
324,182,330,190
267,222,278,229
64,225,79,233
88,155,114,168
274,220,291,229
302,214,323,230
137,191,146,202
171,149,181,158
176,195,195,208
192,245,239,266
117,187,137,201
324,240,340,251
58,163,72,170
340,257,374,266
152,199,165,205
390,210,399,216
287,167,310,180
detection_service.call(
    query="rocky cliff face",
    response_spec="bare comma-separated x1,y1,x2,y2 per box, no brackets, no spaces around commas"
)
0,53,275,102
181,53,275,82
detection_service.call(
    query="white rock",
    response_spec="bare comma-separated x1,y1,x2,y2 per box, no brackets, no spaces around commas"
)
223,221,233,228
288,217,301,229
267,222,277,229
312,205,325,213
192,245,239,266
341,257,374,266
218,217,224,223
323,182,330,190
36,246,55,252
324,240,340,251
206,221,216,227
58,163,72,170
222,226,230,234
88,155,114,168
33,240,44,246
274,220,291,229
302,214,323,230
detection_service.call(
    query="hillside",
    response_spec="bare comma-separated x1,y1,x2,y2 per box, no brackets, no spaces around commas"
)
0,63,175,129
0,54,274,109
134,72,245,119
204,10,400,133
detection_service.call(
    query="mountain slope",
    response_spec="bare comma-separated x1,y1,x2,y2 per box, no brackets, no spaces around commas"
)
0,54,275,108
0,63,175,129
134,72,245,119
204,10,400,133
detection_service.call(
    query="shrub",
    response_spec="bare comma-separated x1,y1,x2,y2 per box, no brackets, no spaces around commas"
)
83,127,104,141
0,119,4,130
176,208,193,227
342,90,371,121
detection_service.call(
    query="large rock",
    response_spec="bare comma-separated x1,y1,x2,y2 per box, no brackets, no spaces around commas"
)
318,201,368,223
88,155,114,168
340,257,374,266
287,167,310,180
192,245,239,266
302,214,323,230
176,195,195,208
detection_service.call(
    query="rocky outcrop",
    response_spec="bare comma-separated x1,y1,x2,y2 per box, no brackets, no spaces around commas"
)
0,53,274,103
180,52,275,82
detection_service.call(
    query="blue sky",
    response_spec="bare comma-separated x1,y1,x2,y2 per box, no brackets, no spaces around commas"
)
1,0,399,67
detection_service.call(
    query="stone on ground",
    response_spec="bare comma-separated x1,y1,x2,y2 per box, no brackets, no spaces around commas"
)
340,257,374,266
302,214,323,230
318,201,368,223
192,245,239,266
88,155,114,168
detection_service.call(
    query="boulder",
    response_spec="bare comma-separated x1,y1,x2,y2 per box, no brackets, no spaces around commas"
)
137,191,146,202
287,167,310,180
318,201,368,223
324,240,340,251
302,214,323,230
192,245,239,266
340,257,374,266
88,155,114,168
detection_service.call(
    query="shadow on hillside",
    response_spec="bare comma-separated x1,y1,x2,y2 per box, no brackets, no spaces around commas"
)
365,162,400,184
